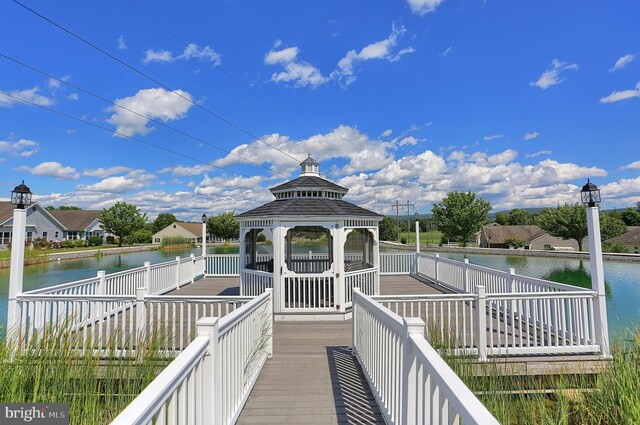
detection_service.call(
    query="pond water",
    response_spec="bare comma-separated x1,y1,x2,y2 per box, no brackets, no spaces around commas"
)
1,246,638,337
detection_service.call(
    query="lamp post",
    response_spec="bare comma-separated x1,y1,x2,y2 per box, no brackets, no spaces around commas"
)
201,213,208,258
580,180,610,357
7,181,33,339
415,212,420,253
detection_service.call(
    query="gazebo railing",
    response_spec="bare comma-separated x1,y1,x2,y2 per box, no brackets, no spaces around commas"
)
283,274,335,310
344,268,377,304
241,269,273,296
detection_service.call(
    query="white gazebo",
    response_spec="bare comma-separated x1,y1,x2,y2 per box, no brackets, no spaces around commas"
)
236,155,383,319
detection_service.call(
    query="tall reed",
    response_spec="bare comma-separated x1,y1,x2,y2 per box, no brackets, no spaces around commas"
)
0,324,174,424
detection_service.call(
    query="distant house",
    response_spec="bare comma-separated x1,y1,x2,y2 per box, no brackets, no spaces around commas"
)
0,202,106,248
152,222,204,245
605,226,640,254
479,224,587,251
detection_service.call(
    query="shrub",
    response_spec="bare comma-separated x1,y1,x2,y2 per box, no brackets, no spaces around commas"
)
256,233,267,242
505,237,526,249
127,229,153,245
70,239,85,248
400,236,408,244
603,242,628,253
32,237,51,250
87,236,103,246
106,235,116,245
161,236,191,247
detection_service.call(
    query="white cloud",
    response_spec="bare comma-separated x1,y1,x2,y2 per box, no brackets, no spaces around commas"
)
530,59,578,90
609,54,634,72
106,88,194,137
118,35,127,50
78,170,154,193
265,47,300,65
0,139,40,157
17,161,80,180
523,132,540,140
0,87,54,108
83,166,133,178
407,0,445,16
214,125,394,174
483,134,503,141
158,164,213,177
67,93,79,101
264,46,328,88
621,161,640,171
332,24,414,87
526,150,552,158
441,46,454,56
599,82,640,104
143,43,221,66
381,129,393,137
398,136,419,146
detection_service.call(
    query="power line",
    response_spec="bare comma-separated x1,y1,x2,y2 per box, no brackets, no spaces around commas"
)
124,0,310,138
0,89,262,180
0,52,290,179
10,0,303,165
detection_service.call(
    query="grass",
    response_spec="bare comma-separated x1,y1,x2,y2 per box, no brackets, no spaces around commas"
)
393,231,443,245
0,324,174,424
432,326,640,424
160,236,193,251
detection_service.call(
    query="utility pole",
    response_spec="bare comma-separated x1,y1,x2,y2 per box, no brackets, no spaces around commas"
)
390,200,402,242
404,200,414,244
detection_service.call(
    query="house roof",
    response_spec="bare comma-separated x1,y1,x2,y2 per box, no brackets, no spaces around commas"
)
48,210,102,231
0,202,16,224
236,198,383,219
174,222,203,236
269,175,348,193
482,224,547,244
605,226,640,245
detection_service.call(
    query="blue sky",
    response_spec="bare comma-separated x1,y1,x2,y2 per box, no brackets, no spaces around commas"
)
1,0,639,220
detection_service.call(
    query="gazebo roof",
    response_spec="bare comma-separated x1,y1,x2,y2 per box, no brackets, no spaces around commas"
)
236,198,382,219
269,175,348,194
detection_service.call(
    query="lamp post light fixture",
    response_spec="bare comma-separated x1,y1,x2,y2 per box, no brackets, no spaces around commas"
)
580,180,610,357
7,180,34,339
415,212,420,253
201,213,208,258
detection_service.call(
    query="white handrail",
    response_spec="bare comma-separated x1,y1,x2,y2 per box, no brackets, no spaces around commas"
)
352,289,498,425
110,335,210,425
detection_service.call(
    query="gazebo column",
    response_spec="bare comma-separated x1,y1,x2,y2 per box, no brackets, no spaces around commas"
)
271,222,283,313
334,224,346,313
371,227,380,295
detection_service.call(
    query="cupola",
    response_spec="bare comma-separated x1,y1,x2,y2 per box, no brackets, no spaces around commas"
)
300,154,320,177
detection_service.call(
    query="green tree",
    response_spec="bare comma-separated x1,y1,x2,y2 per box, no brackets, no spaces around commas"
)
207,212,239,241
600,213,627,241
536,204,588,251
126,228,153,244
45,205,81,210
99,202,147,247
504,237,526,249
620,208,640,226
494,211,509,225
432,192,492,247
379,216,398,241
152,213,178,233
507,208,534,225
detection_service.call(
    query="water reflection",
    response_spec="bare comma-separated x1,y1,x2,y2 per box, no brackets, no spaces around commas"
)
505,255,528,268
543,260,612,298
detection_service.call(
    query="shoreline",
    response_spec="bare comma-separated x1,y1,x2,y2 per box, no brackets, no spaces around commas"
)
0,245,160,269
381,241,640,262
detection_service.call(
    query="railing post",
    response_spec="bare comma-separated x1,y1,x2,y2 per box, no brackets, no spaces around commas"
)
463,259,469,293
434,253,440,285
95,270,106,320
352,288,360,354
402,317,425,424
136,286,147,339
507,268,516,316
190,253,196,283
197,317,222,425
476,285,487,361
265,288,274,358
143,261,151,294
175,256,181,290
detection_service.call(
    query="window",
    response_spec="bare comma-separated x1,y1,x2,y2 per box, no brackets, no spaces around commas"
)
544,244,552,250
67,231,79,240
155,238,161,243
54,231,59,238
344,228,374,272
244,228,274,272
284,226,333,273
42,232,48,239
